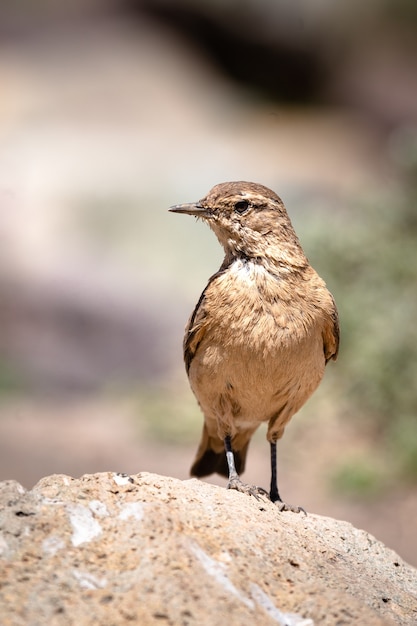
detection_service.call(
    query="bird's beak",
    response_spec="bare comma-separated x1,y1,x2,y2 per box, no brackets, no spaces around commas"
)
169,202,210,217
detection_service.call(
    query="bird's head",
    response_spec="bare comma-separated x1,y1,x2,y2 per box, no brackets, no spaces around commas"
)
170,181,306,267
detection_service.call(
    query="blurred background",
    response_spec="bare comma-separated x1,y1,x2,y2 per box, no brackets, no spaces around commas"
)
0,0,416,565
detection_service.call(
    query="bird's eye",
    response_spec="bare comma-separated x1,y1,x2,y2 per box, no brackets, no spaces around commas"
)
234,200,249,214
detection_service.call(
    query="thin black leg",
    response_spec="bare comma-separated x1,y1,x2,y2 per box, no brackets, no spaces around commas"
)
269,440,306,514
269,441,282,503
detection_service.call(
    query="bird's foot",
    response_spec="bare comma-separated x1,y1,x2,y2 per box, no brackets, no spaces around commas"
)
227,476,269,501
273,498,307,515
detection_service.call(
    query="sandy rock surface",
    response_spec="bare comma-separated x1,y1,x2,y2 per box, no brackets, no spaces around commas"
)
0,472,416,626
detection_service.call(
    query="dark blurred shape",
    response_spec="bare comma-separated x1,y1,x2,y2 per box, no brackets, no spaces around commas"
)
0,275,172,395
131,0,417,127
1,1,416,125
131,1,326,103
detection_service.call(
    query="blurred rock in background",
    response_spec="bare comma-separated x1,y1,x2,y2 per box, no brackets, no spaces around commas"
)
0,1,416,565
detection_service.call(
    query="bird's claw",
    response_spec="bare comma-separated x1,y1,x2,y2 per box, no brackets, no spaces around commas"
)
274,500,307,515
227,477,269,501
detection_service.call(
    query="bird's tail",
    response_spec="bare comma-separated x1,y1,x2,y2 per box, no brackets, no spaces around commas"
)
190,424,249,478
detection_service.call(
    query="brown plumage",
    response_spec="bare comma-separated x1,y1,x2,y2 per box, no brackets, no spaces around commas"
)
170,181,339,511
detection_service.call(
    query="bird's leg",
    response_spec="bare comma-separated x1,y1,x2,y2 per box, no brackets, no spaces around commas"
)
269,441,306,514
269,440,280,503
224,436,268,500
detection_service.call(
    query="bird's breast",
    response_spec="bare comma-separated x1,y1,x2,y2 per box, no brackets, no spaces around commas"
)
203,259,317,350
186,259,330,432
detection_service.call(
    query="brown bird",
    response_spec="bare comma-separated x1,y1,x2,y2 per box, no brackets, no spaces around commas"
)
170,181,339,512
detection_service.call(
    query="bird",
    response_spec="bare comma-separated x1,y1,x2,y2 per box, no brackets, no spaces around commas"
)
169,181,339,512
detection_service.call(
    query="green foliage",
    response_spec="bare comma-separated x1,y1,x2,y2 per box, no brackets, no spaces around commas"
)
0,361,24,397
331,457,384,497
135,383,202,445
300,183,417,483
388,414,417,482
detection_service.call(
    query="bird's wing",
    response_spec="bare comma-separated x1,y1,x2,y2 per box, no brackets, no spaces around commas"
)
184,270,225,375
323,294,340,363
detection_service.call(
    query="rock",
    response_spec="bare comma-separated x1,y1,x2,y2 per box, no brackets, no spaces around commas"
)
0,472,416,625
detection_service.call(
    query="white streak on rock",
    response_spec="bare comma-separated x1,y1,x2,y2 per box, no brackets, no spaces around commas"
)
89,500,109,517
72,569,107,590
118,502,144,521
42,535,66,556
68,505,102,547
250,584,314,626
112,473,133,486
189,543,314,624
0,534,9,556
189,542,254,609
